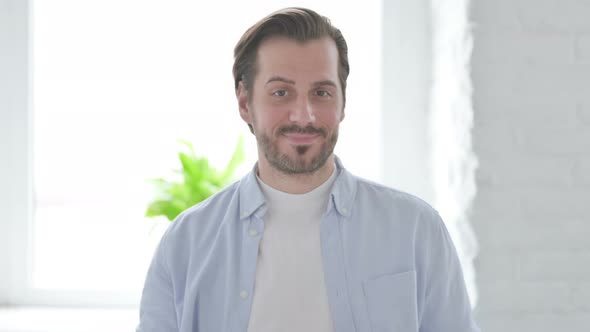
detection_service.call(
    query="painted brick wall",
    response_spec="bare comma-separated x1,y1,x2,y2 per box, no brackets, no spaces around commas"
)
471,0,590,330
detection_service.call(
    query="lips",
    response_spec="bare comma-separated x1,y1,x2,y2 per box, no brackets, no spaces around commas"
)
283,132,320,145
278,125,326,145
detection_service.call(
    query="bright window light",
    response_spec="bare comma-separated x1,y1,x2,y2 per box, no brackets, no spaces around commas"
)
31,0,382,302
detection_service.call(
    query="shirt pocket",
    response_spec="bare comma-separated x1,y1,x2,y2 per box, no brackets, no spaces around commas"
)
362,270,419,332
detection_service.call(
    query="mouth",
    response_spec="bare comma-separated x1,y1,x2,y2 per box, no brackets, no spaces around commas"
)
282,132,320,145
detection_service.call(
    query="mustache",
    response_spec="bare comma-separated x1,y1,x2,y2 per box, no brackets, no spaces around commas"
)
279,125,326,137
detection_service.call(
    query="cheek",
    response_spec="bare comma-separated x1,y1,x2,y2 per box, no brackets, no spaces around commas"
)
251,108,285,133
318,110,343,126
255,103,290,123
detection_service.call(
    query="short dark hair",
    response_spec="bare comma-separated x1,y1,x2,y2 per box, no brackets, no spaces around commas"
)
233,7,350,103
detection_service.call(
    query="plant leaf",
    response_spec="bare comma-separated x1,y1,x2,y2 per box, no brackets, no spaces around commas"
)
145,137,246,222
146,199,184,221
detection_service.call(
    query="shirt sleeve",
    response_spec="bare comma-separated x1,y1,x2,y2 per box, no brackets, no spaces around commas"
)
136,232,178,332
417,209,481,332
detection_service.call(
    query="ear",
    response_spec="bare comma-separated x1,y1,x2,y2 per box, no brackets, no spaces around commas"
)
237,81,252,124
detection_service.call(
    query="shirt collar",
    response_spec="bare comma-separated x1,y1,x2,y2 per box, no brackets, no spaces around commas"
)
238,163,266,220
329,156,356,218
238,156,357,220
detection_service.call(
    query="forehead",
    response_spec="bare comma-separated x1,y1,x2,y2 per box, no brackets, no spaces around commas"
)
254,36,340,83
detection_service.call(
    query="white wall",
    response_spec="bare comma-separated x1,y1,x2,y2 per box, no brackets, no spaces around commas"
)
0,0,31,304
471,0,590,330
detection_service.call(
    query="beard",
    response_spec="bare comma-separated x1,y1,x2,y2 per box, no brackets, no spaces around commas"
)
257,124,338,175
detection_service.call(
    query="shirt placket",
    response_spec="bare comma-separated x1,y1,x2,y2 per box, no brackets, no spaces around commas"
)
320,211,357,332
231,210,265,332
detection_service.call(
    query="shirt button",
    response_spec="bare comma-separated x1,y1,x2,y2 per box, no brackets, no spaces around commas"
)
248,229,258,237
342,208,348,213
240,290,249,299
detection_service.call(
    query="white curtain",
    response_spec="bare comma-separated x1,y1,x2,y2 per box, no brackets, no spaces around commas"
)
430,0,479,307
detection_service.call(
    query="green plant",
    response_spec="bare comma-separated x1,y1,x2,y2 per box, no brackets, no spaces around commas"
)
145,137,245,221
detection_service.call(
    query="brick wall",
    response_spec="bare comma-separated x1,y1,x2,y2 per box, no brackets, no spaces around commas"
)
471,0,590,330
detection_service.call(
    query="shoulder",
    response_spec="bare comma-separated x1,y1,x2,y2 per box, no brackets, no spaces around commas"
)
350,173,439,221
160,179,242,248
352,177,456,259
338,171,449,245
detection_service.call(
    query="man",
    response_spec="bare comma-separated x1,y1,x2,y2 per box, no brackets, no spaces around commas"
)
137,7,480,332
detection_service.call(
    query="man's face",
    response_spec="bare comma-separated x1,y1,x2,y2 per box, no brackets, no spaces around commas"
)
238,36,345,175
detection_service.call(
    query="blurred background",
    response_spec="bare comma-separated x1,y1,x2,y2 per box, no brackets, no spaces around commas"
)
0,0,589,331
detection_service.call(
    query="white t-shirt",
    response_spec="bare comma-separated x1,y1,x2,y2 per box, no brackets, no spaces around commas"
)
247,169,337,332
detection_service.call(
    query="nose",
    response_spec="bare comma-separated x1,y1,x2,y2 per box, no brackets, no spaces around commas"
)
289,96,316,124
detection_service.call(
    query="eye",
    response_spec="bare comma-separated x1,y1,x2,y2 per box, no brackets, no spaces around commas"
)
314,90,331,97
272,90,288,97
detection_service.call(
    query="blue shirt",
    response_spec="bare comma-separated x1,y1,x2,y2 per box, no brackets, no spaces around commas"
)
137,158,480,332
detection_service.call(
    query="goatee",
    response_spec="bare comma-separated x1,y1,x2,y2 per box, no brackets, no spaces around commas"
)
257,125,338,175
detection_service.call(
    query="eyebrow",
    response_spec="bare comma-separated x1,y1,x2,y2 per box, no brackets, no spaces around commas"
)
312,80,338,88
265,76,338,88
265,76,295,86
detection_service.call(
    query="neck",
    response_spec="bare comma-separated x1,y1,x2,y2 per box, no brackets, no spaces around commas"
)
257,155,336,194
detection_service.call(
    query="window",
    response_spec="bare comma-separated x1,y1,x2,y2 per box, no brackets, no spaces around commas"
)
1,0,383,308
